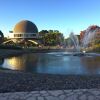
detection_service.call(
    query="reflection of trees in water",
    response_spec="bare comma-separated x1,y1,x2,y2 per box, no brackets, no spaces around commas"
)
37,54,70,74
81,57,100,74
7,54,38,72
0,58,4,65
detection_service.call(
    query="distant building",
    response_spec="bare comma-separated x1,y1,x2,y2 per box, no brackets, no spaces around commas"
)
9,20,39,45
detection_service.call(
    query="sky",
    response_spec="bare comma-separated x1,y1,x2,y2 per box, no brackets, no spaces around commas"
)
0,0,100,37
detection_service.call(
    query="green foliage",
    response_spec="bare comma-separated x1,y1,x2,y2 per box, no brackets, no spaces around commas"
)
94,39,100,45
39,30,48,36
3,37,8,41
0,45,22,50
65,37,75,46
0,31,4,43
90,44,100,52
39,30,64,46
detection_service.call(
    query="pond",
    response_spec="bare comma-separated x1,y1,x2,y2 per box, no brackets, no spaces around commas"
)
0,52,100,75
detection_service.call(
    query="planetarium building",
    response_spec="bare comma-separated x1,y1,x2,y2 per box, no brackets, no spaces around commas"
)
9,20,39,45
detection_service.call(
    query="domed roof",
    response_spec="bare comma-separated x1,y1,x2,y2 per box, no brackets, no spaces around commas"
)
13,20,38,33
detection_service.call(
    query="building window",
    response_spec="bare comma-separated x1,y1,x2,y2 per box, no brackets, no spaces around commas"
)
31,34,36,37
25,34,29,37
14,34,23,37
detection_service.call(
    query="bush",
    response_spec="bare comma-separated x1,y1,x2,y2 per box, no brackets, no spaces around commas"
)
0,45,22,50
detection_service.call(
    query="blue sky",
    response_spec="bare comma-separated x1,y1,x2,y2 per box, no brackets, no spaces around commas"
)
0,0,100,37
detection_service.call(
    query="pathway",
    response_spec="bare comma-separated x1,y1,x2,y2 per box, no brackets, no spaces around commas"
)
0,89,100,100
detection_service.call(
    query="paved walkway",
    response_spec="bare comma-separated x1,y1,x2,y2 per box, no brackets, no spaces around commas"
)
0,89,100,100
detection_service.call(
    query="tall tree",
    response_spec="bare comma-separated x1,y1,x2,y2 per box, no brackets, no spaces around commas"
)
39,30,48,37
43,30,64,46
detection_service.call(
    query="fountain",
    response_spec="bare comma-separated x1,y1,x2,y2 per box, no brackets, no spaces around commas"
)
82,26,97,48
69,32,85,56
69,32,83,56
69,26,99,56
69,32,80,52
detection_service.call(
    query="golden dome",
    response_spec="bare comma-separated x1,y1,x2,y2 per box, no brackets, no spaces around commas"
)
13,20,38,33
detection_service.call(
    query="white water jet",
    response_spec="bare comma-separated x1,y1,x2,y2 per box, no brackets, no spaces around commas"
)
69,32,80,52
82,26,97,48
69,26,98,53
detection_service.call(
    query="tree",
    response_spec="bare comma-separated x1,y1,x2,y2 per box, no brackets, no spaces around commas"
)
43,30,64,46
39,30,64,46
48,30,53,33
39,30,48,44
65,38,73,47
39,30,48,37
0,31,4,43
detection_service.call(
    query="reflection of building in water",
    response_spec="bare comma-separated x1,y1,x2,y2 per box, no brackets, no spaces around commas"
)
81,57,100,74
7,54,38,72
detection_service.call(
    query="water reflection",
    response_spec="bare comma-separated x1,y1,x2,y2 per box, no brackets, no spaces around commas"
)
1,53,100,75
4,54,38,72
81,56,100,74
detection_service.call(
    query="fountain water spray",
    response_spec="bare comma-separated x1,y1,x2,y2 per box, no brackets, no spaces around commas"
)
82,26,97,48
69,26,98,53
69,32,80,52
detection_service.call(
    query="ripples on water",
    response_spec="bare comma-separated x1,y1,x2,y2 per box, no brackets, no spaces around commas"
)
0,52,100,75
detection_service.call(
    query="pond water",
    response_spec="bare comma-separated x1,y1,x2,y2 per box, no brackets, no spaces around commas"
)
0,52,100,75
